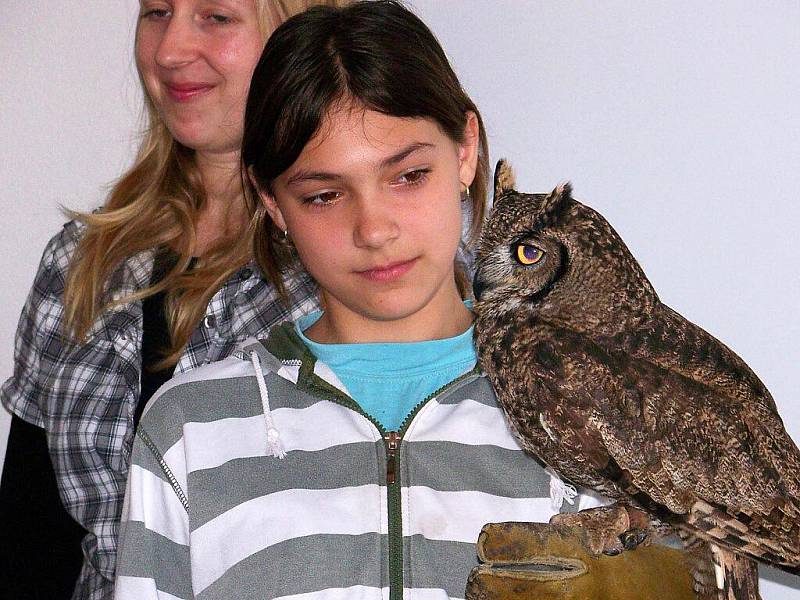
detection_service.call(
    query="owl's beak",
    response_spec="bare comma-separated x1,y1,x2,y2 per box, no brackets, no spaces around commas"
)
472,271,486,301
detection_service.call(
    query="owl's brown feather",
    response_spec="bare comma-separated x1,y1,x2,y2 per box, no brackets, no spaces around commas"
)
474,160,800,587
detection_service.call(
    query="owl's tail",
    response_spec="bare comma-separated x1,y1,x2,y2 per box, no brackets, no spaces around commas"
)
710,545,762,600
686,498,800,575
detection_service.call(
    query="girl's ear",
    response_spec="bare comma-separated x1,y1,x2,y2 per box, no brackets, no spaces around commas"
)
248,167,288,232
457,111,480,188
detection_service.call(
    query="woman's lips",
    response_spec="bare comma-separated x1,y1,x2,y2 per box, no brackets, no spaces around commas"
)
356,258,418,282
165,83,214,102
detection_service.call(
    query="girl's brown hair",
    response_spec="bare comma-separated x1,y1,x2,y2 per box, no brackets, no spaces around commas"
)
64,0,349,367
242,0,490,301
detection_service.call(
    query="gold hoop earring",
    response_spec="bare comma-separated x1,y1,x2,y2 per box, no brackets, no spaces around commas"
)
272,226,291,246
461,183,471,202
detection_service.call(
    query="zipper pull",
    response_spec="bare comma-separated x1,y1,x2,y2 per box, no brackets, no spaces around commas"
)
384,431,400,485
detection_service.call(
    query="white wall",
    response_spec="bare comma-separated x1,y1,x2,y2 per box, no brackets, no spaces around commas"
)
1,1,798,596
0,1,142,459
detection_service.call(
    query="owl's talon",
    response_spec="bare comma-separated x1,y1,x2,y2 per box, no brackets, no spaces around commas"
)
552,504,654,556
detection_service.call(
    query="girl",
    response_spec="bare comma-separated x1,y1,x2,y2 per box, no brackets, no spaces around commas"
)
0,2,346,598
115,2,582,598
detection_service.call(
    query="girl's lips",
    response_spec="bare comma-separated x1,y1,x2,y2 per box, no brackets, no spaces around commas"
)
165,83,214,102
357,258,418,282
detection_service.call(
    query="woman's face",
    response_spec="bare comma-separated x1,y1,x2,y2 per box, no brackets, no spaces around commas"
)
136,0,265,155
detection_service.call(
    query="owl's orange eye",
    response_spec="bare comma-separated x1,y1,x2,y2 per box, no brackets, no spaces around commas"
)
515,244,545,265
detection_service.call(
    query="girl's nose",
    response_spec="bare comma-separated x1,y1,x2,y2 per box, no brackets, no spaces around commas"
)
155,15,200,69
353,200,400,249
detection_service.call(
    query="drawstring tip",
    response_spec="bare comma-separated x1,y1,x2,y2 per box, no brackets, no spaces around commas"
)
546,467,578,511
266,427,287,460
267,442,287,460
251,350,288,460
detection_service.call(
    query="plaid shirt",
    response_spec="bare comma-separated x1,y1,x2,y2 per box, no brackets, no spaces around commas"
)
1,221,320,600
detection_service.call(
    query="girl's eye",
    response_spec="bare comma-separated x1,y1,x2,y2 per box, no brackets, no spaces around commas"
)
395,168,430,186
515,244,545,266
303,191,341,206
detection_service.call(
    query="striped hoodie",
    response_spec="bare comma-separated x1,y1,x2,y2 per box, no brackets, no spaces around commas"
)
115,322,586,600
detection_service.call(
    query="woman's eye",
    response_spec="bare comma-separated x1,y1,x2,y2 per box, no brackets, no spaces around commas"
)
515,244,545,266
395,169,430,186
141,8,170,20
205,13,233,24
303,191,341,206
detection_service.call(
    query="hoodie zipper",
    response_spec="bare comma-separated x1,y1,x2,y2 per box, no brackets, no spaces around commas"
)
383,369,479,600
303,362,480,600
384,431,402,600
385,431,400,485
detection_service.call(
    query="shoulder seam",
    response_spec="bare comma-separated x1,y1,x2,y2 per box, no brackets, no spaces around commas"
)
141,356,254,420
136,428,190,514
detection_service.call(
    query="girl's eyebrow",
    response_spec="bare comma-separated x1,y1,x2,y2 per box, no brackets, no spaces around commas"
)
379,141,435,169
285,142,435,188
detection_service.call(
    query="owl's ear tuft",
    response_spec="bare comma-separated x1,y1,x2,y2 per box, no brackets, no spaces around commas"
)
541,181,574,219
556,181,573,201
493,159,516,199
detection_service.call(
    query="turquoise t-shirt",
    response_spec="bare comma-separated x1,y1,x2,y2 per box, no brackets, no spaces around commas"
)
295,311,477,432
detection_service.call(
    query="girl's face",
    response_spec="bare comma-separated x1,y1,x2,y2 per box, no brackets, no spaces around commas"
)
136,0,264,155
262,106,480,344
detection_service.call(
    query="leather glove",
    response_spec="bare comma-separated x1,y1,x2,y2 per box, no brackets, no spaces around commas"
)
466,521,698,600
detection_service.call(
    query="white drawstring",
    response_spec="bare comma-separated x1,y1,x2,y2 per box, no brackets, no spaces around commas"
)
250,351,287,459
546,467,577,511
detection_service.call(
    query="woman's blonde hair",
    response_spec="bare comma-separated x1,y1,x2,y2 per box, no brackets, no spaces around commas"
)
64,0,349,367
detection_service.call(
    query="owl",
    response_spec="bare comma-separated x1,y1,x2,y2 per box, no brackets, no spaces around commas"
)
473,160,800,599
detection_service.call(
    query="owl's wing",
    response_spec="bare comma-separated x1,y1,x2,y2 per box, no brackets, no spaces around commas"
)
609,307,800,565
615,303,777,413
522,323,800,569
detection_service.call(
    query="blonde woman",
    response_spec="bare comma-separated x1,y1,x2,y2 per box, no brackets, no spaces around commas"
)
0,2,346,598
